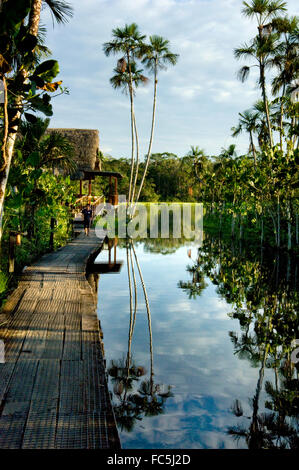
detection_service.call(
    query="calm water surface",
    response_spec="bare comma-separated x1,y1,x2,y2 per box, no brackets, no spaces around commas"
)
94,235,298,449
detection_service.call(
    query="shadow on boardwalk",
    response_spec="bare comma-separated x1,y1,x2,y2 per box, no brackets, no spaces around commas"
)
0,230,120,449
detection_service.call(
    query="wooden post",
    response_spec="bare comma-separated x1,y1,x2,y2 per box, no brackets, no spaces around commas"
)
108,245,111,265
8,232,15,273
88,179,92,205
108,176,112,205
114,177,118,205
79,180,83,197
50,217,55,251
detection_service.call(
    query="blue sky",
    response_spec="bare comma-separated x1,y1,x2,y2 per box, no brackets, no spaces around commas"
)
42,0,298,158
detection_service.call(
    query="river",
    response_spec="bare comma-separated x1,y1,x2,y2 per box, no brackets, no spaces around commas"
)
93,232,298,449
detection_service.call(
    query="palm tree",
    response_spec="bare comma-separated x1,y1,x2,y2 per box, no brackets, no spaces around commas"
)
187,146,208,184
235,0,287,147
29,0,73,35
134,35,179,205
103,24,146,207
232,110,259,165
219,144,237,159
270,15,299,151
253,99,273,147
110,61,148,209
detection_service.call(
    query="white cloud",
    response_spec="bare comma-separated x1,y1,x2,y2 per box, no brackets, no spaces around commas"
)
42,0,299,157
171,85,202,99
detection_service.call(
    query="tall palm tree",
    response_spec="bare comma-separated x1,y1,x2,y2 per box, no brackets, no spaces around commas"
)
134,35,178,205
188,145,208,184
110,61,148,208
232,110,259,165
235,0,287,147
103,24,146,207
270,15,299,151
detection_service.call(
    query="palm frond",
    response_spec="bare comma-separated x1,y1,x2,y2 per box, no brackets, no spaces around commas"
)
231,399,244,417
237,65,251,82
43,0,73,25
234,43,255,60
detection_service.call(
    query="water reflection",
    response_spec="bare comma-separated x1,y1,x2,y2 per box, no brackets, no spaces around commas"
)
178,249,207,299
185,234,299,449
96,232,298,449
107,239,173,433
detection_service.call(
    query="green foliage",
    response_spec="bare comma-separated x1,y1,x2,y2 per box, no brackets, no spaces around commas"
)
33,59,60,82
0,0,31,31
0,2,66,140
0,271,9,295
1,118,76,290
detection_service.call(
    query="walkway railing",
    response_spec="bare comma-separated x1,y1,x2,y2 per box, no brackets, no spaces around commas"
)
74,194,105,218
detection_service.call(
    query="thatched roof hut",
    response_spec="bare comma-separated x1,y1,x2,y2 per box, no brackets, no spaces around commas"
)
46,128,100,178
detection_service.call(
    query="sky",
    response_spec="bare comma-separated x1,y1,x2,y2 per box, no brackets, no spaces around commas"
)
42,0,298,159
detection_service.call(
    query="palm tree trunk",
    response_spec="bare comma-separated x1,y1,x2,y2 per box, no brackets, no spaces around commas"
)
0,76,8,174
132,242,154,390
0,96,23,241
250,130,257,166
126,245,134,376
277,195,280,248
231,214,235,238
260,215,264,246
130,246,138,335
127,54,135,209
259,59,273,147
279,89,285,153
135,60,158,204
239,214,243,239
28,0,42,35
269,210,277,246
131,113,140,205
287,201,292,251
250,342,270,449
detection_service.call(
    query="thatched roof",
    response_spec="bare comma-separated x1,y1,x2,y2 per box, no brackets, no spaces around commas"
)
46,128,100,177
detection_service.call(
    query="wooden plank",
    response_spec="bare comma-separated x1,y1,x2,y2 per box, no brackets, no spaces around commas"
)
0,230,120,449
5,359,39,402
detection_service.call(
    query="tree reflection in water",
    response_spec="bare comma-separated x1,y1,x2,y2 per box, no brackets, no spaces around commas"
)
181,233,298,449
178,249,207,299
107,238,173,433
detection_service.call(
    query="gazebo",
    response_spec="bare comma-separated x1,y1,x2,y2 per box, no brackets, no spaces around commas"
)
46,128,121,207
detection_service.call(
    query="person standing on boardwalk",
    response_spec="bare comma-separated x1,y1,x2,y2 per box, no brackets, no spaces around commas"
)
82,204,93,236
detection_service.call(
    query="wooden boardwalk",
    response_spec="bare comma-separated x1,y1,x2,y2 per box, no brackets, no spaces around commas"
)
0,230,120,449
